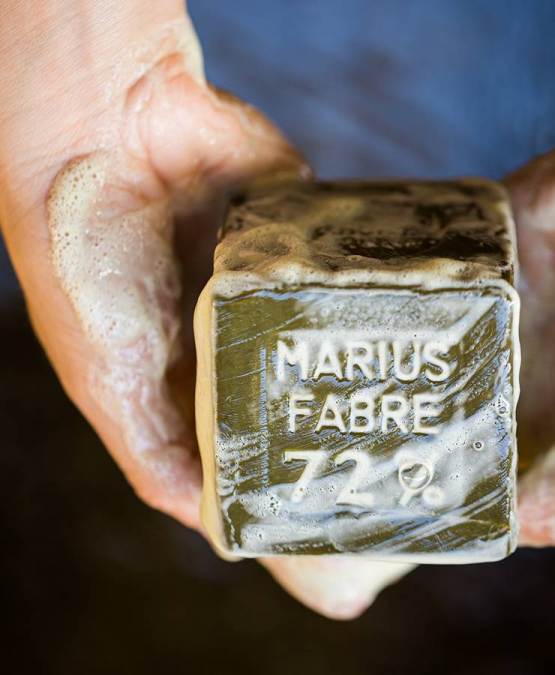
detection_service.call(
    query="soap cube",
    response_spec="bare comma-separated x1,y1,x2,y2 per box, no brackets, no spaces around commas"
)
194,180,520,562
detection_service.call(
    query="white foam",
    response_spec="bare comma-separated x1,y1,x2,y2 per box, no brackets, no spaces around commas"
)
47,154,200,508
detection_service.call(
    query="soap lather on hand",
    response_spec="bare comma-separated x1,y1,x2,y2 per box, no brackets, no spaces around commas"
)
194,179,520,562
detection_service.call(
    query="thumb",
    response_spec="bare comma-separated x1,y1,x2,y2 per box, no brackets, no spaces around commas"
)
262,556,414,620
504,150,555,545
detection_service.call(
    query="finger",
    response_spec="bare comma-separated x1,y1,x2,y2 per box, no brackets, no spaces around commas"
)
504,152,555,468
119,52,311,198
504,150,555,293
518,446,555,546
261,556,415,620
504,150,555,545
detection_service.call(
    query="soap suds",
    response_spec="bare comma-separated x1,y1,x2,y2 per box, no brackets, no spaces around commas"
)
48,153,200,519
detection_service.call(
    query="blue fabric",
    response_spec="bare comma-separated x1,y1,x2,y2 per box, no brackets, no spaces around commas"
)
191,0,555,179
1,1,554,299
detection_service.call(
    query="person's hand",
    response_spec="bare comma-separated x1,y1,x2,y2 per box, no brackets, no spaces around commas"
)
505,151,555,546
0,2,553,622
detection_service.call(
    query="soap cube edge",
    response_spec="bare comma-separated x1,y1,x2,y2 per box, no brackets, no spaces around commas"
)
194,178,520,562
195,274,520,562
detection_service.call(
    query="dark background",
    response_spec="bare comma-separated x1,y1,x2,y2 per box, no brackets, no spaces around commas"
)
2,1,555,673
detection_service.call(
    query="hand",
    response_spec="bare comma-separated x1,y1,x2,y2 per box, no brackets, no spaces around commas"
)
505,151,555,547
0,0,410,620
264,152,555,613
1,2,553,622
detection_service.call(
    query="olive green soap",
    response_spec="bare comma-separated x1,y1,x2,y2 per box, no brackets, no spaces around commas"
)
194,180,520,562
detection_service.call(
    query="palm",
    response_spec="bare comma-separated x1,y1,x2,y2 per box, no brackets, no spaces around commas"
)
32,44,374,616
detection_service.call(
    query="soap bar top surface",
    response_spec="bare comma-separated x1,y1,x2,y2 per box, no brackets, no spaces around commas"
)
215,179,516,288
195,179,519,563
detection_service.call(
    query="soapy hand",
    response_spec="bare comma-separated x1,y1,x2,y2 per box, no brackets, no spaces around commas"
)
0,1,553,621
0,1,400,619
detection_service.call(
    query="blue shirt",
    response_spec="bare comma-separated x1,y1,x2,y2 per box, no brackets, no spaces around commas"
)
192,0,555,179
